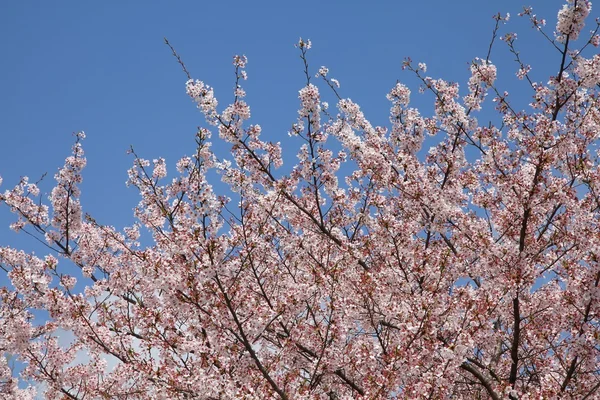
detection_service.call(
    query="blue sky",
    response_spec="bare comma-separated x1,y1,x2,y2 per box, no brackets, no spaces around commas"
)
0,1,578,256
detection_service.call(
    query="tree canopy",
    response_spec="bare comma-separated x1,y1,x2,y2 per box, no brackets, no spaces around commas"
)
1,1,600,398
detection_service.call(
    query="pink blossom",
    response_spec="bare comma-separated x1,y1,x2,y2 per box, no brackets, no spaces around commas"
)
316,66,329,77
186,79,219,124
233,54,247,68
556,0,591,42
516,64,531,80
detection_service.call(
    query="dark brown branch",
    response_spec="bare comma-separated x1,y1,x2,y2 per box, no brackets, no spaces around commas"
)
460,362,501,400
333,369,365,396
164,38,192,81
561,270,600,391
509,295,521,387
215,276,289,400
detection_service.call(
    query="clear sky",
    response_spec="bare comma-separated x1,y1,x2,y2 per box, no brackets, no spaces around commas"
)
0,1,581,267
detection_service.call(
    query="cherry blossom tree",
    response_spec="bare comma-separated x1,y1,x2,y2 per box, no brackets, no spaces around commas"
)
2,1,600,398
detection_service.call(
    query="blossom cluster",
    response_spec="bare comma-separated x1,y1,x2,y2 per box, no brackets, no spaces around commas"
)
556,0,591,42
186,79,219,124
